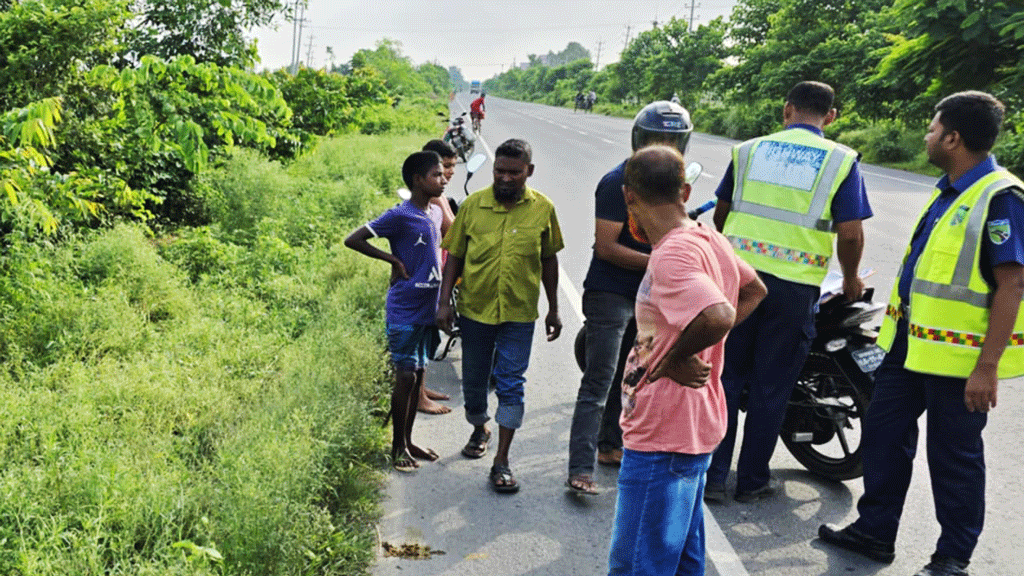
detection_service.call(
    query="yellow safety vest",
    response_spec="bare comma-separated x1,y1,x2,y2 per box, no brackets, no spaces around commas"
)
723,128,858,286
877,169,1024,378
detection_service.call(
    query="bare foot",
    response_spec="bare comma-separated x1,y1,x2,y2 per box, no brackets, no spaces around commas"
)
417,397,452,414
408,444,439,461
423,387,450,401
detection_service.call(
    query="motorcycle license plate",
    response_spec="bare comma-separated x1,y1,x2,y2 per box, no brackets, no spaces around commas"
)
851,344,885,373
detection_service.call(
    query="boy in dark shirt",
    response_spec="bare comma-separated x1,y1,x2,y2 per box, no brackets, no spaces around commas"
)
344,151,447,471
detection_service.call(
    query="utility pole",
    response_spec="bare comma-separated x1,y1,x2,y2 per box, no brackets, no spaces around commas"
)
290,1,307,73
686,2,701,32
623,25,632,50
305,35,315,68
289,0,300,73
594,40,603,69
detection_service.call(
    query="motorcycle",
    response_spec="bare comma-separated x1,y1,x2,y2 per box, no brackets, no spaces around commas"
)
572,194,885,482
441,112,475,162
778,269,884,480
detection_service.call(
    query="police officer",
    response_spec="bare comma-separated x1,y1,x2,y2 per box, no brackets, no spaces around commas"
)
819,92,1024,576
566,101,693,495
706,81,872,503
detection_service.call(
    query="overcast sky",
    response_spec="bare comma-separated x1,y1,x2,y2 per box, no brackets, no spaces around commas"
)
254,0,738,80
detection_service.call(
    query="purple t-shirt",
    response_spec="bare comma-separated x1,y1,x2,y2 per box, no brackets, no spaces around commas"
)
366,201,442,325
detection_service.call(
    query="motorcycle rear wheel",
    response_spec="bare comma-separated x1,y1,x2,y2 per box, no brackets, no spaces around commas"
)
780,367,871,481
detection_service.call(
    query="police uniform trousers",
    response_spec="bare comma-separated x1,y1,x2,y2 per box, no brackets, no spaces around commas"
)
707,272,818,493
852,318,987,562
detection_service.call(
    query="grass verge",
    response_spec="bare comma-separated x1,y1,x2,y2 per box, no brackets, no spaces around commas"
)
0,133,433,575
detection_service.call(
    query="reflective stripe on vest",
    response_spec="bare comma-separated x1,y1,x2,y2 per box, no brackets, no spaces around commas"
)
877,170,1024,379
725,130,858,285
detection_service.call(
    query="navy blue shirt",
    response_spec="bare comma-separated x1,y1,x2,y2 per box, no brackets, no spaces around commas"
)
714,124,873,224
898,156,1024,302
582,160,653,299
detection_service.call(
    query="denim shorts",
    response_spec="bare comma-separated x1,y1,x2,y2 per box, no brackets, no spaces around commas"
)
386,323,438,371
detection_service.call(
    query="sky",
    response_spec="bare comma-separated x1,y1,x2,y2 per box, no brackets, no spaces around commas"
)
254,0,738,81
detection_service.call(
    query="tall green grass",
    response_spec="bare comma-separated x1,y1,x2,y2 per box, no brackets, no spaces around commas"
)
0,133,433,574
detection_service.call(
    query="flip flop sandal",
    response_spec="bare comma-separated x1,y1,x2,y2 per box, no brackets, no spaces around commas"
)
461,429,491,459
489,464,519,494
565,474,600,495
392,455,418,473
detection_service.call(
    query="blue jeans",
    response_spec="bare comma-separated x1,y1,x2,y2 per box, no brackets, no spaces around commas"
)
568,290,633,477
707,273,817,493
459,316,535,430
852,319,987,562
608,449,711,576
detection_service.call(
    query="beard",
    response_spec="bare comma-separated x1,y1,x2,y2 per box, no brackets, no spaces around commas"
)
627,213,651,244
493,184,524,204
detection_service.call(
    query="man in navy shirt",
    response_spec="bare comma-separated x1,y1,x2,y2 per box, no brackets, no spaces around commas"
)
707,81,873,503
820,92,1024,576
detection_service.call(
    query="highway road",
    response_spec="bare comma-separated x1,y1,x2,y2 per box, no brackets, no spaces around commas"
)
372,95,1024,576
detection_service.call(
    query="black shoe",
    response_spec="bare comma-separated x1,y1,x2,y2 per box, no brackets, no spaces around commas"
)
914,554,969,576
703,484,727,504
734,479,779,503
817,524,895,564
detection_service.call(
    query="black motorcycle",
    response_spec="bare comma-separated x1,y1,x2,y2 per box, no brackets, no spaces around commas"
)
573,274,884,482
778,277,884,480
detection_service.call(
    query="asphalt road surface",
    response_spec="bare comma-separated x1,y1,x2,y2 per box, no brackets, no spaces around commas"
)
371,95,1024,576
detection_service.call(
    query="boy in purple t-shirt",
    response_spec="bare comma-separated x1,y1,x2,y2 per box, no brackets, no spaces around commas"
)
344,151,447,472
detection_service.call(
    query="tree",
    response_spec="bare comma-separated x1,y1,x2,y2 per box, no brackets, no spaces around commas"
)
126,0,295,68
873,0,1023,105
710,0,891,110
349,39,429,97
448,66,468,91
0,0,130,111
416,62,452,96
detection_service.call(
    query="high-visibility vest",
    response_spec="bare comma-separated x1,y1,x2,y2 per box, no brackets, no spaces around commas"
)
877,169,1024,378
723,128,858,286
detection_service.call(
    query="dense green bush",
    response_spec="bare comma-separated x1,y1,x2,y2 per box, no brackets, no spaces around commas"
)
0,130,438,575
995,110,1024,176
837,120,921,164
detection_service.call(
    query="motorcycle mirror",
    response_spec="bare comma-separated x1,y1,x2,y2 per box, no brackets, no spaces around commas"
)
466,154,487,176
464,154,488,196
396,187,411,201
686,161,703,185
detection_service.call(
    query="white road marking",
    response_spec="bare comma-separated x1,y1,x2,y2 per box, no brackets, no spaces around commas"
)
861,168,934,188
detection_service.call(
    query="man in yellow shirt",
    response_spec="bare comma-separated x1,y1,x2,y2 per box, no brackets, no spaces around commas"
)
437,138,564,493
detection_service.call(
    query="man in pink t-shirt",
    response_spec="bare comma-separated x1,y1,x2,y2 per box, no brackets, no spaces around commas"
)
607,146,766,576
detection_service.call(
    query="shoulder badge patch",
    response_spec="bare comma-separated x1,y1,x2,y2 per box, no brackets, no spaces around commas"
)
988,218,1011,245
949,205,970,226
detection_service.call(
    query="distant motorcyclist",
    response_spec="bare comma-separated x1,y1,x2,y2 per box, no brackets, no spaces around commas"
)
470,92,486,132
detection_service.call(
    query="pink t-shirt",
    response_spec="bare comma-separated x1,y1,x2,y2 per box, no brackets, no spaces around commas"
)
620,222,757,455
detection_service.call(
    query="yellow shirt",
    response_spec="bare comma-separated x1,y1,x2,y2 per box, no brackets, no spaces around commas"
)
442,185,564,324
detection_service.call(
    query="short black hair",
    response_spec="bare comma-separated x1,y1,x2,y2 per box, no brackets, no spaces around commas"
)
402,151,441,189
422,139,457,159
495,138,532,164
786,81,835,117
935,91,1005,153
625,145,687,204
